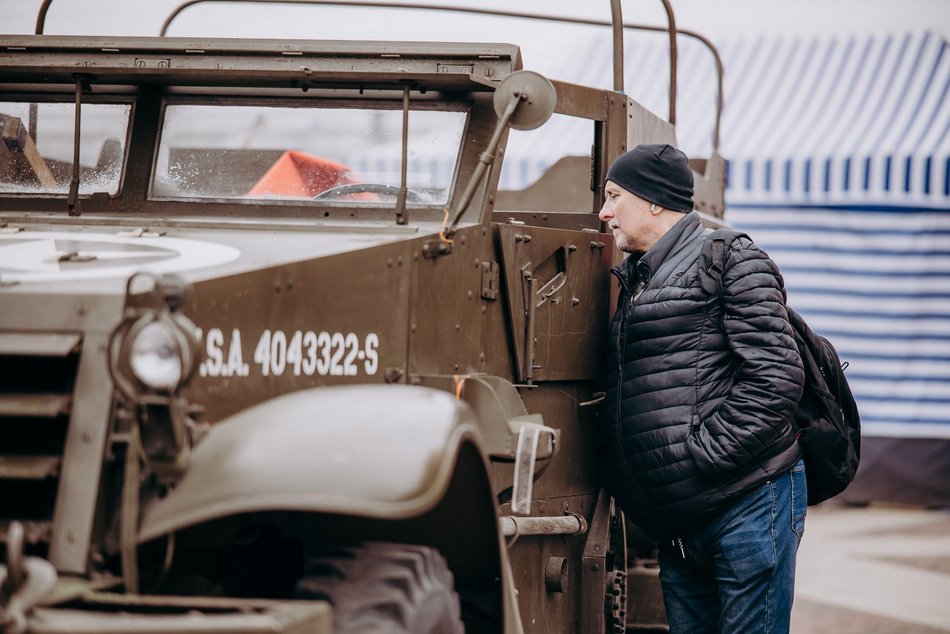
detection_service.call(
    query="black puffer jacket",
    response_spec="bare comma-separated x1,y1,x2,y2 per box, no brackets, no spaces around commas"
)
601,212,804,540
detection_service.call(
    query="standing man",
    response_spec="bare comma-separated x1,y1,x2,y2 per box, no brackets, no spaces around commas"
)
599,144,807,633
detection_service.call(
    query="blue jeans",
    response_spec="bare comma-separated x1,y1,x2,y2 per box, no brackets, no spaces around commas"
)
657,459,807,634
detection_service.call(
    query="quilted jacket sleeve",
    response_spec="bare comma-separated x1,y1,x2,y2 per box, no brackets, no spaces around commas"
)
686,239,805,480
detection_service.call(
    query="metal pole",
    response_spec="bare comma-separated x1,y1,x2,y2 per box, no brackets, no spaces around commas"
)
34,0,54,34
394,85,410,225
28,0,56,142
657,0,677,125
499,514,588,537
609,0,624,93
67,78,82,216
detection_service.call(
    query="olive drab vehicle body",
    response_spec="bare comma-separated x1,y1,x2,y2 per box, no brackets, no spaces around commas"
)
0,2,726,632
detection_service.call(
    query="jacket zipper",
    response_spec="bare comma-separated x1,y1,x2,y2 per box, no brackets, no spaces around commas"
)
614,275,665,538
616,276,644,379
672,537,686,559
615,291,637,410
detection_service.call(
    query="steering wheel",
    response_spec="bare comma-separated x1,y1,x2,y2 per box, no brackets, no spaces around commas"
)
312,183,425,202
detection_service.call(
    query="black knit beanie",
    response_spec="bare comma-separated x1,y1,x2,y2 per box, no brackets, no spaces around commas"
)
605,144,694,212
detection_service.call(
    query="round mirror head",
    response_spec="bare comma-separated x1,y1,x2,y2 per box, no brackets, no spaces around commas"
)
493,70,557,131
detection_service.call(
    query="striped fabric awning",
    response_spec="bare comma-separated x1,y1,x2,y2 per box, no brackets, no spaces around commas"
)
727,205,950,440
714,32,950,440
720,31,950,209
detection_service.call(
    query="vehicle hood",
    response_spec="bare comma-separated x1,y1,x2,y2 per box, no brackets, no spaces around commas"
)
0,214,431,297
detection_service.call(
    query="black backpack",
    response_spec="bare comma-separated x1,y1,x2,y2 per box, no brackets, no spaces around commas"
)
701,229,861,505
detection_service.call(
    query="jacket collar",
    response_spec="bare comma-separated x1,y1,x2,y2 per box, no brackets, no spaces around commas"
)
612,211,703,294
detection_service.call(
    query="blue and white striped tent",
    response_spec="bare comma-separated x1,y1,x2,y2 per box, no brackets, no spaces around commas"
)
503,30,950,505
721,32,949,506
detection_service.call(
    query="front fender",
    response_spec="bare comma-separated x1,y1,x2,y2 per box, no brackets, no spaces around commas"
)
138,385,483,542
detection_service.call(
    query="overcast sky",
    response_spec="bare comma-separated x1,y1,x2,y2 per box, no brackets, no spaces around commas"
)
7,1,949,41
5,0,949,99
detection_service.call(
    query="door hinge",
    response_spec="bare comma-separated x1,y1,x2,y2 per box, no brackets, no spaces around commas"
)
480,260,499,300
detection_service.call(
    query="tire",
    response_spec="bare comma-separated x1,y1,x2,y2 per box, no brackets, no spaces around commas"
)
294,542,465,634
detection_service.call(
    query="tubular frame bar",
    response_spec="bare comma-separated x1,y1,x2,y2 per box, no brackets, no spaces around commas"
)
153,0,722,148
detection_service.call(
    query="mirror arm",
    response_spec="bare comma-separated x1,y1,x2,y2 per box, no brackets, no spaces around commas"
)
444,91,522,238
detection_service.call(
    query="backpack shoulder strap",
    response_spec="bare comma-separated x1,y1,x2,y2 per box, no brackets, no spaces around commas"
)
699,228,748,295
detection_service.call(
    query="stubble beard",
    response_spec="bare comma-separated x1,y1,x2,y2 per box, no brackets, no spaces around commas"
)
615,230,645,257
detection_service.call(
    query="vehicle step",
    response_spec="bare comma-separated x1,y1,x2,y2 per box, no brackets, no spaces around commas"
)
0,455,61,479
0,394,71,418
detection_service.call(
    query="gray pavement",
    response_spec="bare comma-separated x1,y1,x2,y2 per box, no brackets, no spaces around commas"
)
792,504,950,633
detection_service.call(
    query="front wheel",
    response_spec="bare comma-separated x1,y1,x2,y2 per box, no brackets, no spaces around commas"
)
294,542,464,634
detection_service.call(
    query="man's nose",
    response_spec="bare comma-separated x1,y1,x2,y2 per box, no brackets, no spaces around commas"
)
598,202,612,222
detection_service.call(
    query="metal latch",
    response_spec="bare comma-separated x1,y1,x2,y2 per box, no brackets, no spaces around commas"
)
116,227,167,238
511,422,557,515
56,251,95,263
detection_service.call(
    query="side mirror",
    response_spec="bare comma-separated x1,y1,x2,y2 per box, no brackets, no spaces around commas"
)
494,69,558,131
442,71,557,239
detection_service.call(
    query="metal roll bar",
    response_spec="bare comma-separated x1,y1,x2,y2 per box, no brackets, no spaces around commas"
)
34,0,54,35
157,0,722,149
610,0,676,126
34,0,723,149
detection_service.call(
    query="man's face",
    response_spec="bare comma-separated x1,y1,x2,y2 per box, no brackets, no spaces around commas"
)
599,181,654,254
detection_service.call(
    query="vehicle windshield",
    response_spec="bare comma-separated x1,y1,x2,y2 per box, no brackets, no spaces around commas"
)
152,101,468,206
0,101,130,196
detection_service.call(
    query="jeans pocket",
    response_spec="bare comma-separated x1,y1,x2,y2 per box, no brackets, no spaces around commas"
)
790,460,807,541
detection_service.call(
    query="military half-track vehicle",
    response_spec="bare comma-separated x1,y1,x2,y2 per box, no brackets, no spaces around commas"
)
0,1,725,632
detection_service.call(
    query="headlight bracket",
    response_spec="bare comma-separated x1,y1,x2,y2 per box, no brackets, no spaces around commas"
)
107,273,203,484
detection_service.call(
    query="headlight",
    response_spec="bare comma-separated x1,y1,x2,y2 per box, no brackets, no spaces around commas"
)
130,320,183,390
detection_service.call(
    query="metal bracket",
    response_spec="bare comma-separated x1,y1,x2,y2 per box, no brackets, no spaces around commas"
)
480,260,499,300
579,392,606,407
422,239,453,259
510,422,557,515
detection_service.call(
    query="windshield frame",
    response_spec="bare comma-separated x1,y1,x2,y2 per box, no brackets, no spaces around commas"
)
148,91,471,217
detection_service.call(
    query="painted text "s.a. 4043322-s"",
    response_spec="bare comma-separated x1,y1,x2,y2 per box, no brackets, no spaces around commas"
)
198,328,380,378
